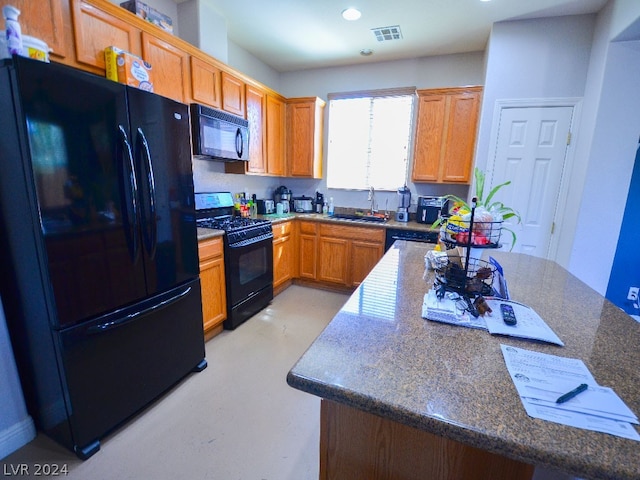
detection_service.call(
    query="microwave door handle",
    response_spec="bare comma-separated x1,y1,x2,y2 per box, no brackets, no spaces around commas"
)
118,125,140,264
236,128,243,158
136,127,157,258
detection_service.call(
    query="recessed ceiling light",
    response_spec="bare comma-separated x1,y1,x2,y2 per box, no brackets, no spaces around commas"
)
342,8,361,21
360,48,373,56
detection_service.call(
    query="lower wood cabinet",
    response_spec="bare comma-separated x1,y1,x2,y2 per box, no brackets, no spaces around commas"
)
297,221,318,281
273,220,294,293
317,223,384,288
198,236,226,338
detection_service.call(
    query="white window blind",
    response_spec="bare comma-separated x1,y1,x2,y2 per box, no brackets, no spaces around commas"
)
326,88,416,190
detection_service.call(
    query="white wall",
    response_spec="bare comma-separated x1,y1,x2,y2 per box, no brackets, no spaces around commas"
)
567,0,640,293
0,298,35,459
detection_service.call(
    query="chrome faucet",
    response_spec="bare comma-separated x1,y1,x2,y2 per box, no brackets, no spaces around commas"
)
368,186,377,214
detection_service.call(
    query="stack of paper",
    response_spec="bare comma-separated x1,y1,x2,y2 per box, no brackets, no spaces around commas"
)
501,345,639,441
422,291,564,346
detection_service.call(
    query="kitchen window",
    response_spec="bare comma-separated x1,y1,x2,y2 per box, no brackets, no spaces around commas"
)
326,87,416,191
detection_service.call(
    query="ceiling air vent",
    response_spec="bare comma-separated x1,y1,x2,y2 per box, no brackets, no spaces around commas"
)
371,25,403,42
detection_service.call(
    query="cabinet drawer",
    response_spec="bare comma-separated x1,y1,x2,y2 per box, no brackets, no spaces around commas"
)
198,237,223,260
273,220,292,239
319,223,384,243
298,221,317,235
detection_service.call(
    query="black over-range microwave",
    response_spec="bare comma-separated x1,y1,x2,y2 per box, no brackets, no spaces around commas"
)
190,103,250,161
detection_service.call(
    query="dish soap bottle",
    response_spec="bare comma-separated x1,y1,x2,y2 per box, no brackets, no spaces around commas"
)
328,197,334,216
3,5,22,57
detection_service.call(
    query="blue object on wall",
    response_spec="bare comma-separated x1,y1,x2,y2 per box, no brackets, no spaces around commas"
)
606,144,640,315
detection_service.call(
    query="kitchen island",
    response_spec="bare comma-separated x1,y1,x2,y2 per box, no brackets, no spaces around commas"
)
287,241,640,480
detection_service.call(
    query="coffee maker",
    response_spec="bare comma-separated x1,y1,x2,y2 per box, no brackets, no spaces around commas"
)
396,185,411,222
274,185,292,213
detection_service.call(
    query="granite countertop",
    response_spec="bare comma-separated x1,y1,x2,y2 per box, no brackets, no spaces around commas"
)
287,241,640,480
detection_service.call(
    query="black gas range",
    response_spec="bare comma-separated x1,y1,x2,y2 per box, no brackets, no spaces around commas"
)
195,192,274,329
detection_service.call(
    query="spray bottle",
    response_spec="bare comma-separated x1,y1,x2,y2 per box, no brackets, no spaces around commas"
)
3,5,22,57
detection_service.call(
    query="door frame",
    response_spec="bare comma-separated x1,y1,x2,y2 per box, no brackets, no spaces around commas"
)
484,97,583,262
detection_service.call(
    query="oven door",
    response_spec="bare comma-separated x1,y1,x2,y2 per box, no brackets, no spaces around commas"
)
224,234,274,329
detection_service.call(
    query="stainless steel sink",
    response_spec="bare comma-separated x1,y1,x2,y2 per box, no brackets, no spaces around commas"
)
330,213,387,223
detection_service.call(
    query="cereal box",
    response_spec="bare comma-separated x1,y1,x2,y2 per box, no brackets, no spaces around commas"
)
120,1,173,34
116,51,154,92
104,46,124,82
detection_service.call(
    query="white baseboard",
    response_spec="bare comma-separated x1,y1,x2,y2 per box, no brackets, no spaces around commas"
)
0,417,36,460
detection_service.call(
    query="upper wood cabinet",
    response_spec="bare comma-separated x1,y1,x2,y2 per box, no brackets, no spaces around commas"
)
221,72,246,117
411,86,482,184
141,32,189,103
286,97,325,179
190,55,222,109
71,0,141,72
4,0,69,59
266,94,286,176
246,85,267,174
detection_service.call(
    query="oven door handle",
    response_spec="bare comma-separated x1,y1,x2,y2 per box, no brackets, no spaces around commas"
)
227,233,274,248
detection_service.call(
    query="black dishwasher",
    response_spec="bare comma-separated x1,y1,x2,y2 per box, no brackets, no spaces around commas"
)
384,228,439,251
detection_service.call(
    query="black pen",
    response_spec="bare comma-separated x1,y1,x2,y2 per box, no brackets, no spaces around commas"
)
556,383,588,404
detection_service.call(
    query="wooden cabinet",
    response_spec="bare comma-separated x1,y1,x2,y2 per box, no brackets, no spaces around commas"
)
411,86,482,184
286,97,325,178
221,71,246,117
190,55,222,109
198,237,226,338
272,220,294,293
297,221,318,280
5,0,69,60
317,223,384,288
71,0,141,73
141,32,190,103
266,94,286,176
245,85,267,173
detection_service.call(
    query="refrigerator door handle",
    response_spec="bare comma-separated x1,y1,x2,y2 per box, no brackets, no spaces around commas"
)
136,127,157,258
87,286,192,334
118,125,140,264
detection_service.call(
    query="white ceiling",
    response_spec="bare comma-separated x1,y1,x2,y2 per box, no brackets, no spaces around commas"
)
175,0,609,72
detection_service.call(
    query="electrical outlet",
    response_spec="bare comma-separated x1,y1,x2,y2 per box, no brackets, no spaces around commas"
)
628,287,640,302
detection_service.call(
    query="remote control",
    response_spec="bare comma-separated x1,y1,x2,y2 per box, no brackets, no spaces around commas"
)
500,303,517,326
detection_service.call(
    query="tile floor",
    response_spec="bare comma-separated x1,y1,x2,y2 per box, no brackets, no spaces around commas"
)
2,285,349,480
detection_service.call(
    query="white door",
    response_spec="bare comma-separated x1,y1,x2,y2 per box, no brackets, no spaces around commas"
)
488,106,574,257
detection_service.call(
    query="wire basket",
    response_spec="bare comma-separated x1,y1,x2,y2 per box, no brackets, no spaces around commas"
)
442,219,503,248
433,255,497,296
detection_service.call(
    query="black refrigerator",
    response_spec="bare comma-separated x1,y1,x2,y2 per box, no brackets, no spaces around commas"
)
0,56,206,459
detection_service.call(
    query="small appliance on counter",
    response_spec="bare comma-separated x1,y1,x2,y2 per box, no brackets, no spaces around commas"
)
293,196,314,213
315,191,324,213
416,196,450,224
256,199,275,214
396,185,411,222
274,185,292,213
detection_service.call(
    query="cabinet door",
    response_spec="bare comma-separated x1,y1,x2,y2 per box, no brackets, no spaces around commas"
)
246,85,266,174
441,92,481,183
72,0,140,70
190,56,222,108
411,94,447,182
141,32,189,103
9,0,68,59
351,241,384,287
198,238,226,333
318,237,349,285
287,100,314,177
298,234,317,280
221,72,246,117
273,235,293,289
266,95,286,176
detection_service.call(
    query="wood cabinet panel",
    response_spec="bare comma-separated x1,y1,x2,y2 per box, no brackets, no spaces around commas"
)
411,87,482,184
246,85,266,174
71,0,140,70
190,55,222,108
273,221,294,292
298,221,318,280
7,0,68,59
198,237,226,336
318,236,349,285
266,94,286,176
221,72,245,117
141,32,189,103
351,241,384,286
286,97,324,178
